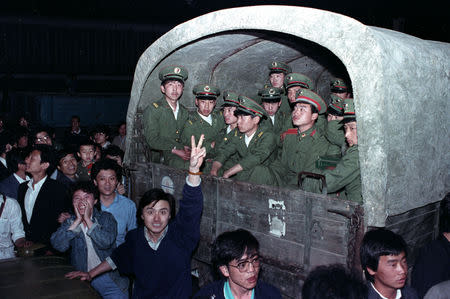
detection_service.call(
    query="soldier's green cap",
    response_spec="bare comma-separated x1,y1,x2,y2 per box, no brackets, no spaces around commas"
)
293,89,327,114
268,61,292,74
327,94,345,116
284,72,315,90
221,91,240,108
330,77,348,93
193,84,220,100
342,98,356,122
236,95,267,118
158,66,188,83
258,87,282,103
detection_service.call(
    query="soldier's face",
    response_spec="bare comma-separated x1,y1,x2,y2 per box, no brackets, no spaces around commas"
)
344,121,358,147
327,114,344,122
161,80,184,102
237,115,259,135
292,103,317,127
223,107,238,125
195,99,216,117
269,73,285,88
262,101,281,116
287,86,302,103
333,91,350,100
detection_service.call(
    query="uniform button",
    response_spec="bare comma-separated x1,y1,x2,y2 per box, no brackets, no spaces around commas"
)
176,130,179,134
176,138,179,142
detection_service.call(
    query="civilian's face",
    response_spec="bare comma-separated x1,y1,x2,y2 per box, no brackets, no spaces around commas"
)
223,107,238,125
35,131,52,146
18,136,28,148
25,150,46,175
73,190,97,216
94,169,118,197
269,73,285,88
118,124,126,136
71,118,80,129
19,117,28,127
344,121,358,147
219,251,260,293
58,153,77,176
368,252,407,295
94,132,107,145
141,200,171,240
195,99,216,117
78,145,95,163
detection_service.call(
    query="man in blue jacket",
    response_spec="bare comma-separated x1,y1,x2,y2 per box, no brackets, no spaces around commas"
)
194,229,282,299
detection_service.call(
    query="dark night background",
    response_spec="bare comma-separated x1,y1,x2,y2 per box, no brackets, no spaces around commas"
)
0,0,448,126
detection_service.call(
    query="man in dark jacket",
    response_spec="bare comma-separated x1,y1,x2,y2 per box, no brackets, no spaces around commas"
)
194,229,281,299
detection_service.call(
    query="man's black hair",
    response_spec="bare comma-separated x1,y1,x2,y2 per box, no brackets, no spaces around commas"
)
71,115,80,122
90,158,122,181
33,126,51,138
78,138,95,151
439,195,450,234
32,144,57,175
103,144,124,160
302,264,368,299
211,229,260,275
70,181,100,210
360,229,408,283
161,78,184,87
136,188,176,226
92,125,110,137
6,148,29,173
15,127,29,140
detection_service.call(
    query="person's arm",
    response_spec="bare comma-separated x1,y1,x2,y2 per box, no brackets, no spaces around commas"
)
50,217,78,252
238,131,277,171
209,161,222,176
223,164,243,178
324,146,360,193
65,260,112,281
7,199,26,245
87,212,118,250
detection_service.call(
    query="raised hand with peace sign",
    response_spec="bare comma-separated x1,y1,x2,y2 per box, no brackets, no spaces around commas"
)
187,134,206,186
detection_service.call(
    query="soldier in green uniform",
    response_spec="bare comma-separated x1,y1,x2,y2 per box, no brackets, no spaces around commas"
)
212,91,242,175
258,87,291,139
210,95,277,184
325,94,346,147
181,84,224,170
321,98,362,203
142,65,190,169
267,61,292,114
281,72,328,137
330,77,351,100
269,89,341,188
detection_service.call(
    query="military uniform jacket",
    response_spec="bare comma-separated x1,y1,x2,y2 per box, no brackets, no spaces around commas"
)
181,110,225,158
215,126,277,181
326,119,346,147
270,125,341,188
214,126,241,169
323,145,362,203
143,97,189,166
260,111,292,138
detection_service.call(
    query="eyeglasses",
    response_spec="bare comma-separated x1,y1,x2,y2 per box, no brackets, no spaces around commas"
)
228,256,260,272
35,135,50,142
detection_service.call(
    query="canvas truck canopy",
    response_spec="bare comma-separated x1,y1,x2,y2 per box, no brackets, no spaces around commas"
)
125,5,450,227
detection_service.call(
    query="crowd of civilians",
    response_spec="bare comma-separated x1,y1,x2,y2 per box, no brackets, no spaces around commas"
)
0,113,449,298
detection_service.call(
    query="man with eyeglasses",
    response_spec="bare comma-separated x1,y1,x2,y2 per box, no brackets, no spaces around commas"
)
194,229,281,299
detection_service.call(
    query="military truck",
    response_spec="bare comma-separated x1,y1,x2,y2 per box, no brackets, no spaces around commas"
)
123,6,449,298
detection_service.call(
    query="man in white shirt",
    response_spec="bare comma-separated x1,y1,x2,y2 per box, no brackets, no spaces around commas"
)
0,193,27,259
